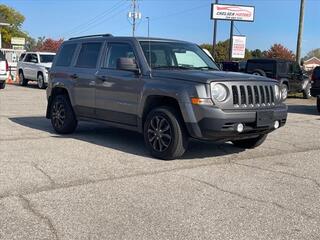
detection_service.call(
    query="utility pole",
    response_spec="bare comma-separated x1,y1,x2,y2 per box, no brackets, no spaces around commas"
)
296,0,305,64
128,0,141,37
212,0,218,58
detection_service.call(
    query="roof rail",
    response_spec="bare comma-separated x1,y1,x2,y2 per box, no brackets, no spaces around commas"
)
69,34,113,40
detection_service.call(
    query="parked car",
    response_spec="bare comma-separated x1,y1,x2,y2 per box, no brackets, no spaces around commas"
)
46,34,287,160
17,52,56,89
310,66,320,112
245,58,311,100
0,51,9,89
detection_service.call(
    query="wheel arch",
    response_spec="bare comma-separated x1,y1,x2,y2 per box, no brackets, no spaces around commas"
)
46,87,72,119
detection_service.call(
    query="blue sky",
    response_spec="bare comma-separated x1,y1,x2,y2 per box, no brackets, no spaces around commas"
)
2,0,319,56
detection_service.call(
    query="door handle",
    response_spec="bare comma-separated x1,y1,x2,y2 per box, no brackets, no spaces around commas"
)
70,74,78,79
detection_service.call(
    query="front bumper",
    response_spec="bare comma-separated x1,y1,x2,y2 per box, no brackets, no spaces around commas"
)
311,87,320,97
183,104,288,141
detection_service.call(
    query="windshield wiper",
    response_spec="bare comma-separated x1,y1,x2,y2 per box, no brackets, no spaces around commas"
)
193,66,218,71
153,66,192,70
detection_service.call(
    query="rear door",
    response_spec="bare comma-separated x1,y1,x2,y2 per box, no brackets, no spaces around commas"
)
288,62,303,91
94,41,142,126
72,41,104,118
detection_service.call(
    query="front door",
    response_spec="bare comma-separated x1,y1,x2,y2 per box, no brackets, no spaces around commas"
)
95,42,142,126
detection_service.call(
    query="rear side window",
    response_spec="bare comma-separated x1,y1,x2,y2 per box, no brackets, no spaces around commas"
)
19,53,25,61
56,44,77,67
76,42,102,68
247,61,275,76
0,51,5,61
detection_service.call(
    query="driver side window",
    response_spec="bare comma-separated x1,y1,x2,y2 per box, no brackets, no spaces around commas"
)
104,43,136,69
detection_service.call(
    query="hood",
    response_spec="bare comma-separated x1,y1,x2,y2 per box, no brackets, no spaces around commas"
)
152,70,276,84
40,62,52,68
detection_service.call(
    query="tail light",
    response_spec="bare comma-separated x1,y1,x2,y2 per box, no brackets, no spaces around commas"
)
5,60,9,72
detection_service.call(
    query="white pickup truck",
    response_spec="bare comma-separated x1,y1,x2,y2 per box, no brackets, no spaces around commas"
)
17,52,55,89
0,51,9,89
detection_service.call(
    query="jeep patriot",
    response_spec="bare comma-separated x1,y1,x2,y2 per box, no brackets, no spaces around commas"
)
46,34,287,159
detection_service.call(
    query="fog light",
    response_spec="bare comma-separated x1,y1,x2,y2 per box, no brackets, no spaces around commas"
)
274,121,280,129
236,123,244,133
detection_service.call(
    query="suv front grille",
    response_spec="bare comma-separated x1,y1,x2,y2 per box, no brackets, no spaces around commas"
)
231,84,275,108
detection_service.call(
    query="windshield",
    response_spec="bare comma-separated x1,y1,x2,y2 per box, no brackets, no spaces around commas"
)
40,54,55,63
140,41,219,71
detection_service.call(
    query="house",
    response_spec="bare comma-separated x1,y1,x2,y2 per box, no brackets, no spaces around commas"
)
303,57,320,71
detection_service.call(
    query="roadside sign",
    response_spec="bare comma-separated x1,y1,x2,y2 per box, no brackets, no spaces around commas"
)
232,35,246,59
211,4,255,22
11,37,25,45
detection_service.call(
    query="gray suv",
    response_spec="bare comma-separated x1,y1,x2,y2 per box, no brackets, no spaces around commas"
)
46,34,287,159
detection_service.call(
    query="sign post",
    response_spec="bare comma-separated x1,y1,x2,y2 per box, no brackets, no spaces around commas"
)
211,3,255,61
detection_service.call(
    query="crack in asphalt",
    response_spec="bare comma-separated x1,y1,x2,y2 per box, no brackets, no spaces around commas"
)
232,161,320,191
180,175,315,220
18,195,59,240
31,163,56,187
0,148,320,202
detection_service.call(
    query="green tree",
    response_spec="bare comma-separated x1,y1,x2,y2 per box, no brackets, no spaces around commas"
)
251,49,264,58
303,48,320,60
201,40,252,62
0,4,28,48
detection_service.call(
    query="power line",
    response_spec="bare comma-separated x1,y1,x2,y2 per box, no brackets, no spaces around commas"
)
71,3,131,37
61,0,127,38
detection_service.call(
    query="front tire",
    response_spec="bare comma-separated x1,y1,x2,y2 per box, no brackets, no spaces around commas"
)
144,107,188,160
232,134,267,149
37,73,46,89
50,95,78,134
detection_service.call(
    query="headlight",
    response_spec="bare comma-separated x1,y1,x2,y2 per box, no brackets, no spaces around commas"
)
211,83,228,102
274,85,281,100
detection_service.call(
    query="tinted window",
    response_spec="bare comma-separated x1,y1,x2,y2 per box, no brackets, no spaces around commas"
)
40,54,55,63
0,51,5,61
278,62,288,74
19,53,25,61
24,54,32,62
56,44,77,67
105,43,136,69
76,42,102,68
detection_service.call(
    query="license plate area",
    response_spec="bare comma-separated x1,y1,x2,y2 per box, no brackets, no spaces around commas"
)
256,111,274,127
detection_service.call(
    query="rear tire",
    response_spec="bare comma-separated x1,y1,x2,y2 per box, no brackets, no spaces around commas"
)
19,71,28,86
0,81,6,89
281,84,288,100
232,134,267,149
50,95,78,134
144,107,188,160
252,69,266,77
317,97,320,113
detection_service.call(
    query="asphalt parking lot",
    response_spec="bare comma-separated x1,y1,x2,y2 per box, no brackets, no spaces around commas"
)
1,84,320,240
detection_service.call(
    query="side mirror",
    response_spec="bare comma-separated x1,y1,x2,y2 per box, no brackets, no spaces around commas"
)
31,59,38,63
116,58,139,73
